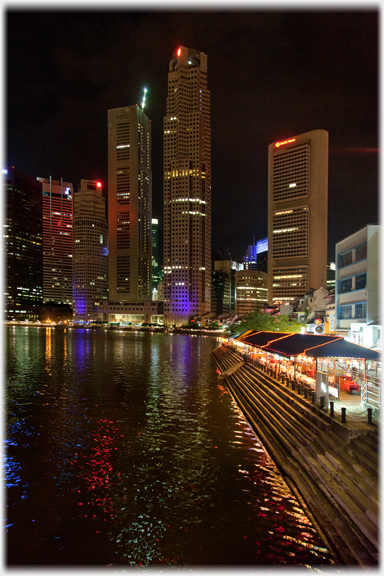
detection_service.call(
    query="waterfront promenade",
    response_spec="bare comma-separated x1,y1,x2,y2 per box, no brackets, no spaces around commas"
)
211,342,379,567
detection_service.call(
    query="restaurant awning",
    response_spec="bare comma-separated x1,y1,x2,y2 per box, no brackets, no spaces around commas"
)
304,338,381,360
260,333,342,358
235,331,381,360
238,330,292,347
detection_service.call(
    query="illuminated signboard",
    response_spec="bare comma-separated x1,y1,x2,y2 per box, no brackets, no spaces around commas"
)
275,137,296,148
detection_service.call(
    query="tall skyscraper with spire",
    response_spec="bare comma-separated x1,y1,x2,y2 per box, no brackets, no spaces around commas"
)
108,105,152,302
163,46,211,325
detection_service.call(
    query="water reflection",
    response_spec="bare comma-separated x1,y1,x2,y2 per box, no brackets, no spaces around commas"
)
5,328,335,567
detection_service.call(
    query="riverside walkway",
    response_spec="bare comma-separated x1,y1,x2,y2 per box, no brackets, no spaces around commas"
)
211,342,379,568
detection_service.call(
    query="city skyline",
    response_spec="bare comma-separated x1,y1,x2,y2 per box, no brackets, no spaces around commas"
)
6,8,379,262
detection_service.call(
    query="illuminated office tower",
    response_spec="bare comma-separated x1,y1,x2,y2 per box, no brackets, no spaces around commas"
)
4,167,43,318
268,129,328,305
151,218,160,299
235,270,268,315
108,105,152,302
73,179,108,322
37,176,73,304
163,46,211,325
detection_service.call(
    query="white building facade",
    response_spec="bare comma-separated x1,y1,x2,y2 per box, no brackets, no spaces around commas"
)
335,224,380,348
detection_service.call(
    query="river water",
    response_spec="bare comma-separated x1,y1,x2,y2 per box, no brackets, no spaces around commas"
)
5,326,335,567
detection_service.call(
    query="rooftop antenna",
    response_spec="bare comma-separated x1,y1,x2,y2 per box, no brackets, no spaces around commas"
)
141,87,147,110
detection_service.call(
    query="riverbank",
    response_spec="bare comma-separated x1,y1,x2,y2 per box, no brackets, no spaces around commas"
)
211,342,379,568
4,321,223,337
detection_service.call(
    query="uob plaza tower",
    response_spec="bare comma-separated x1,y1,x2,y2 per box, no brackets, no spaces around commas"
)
163,47,212,326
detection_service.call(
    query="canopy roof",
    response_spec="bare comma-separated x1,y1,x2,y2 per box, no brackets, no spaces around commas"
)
304,338,381,360
237,330,292,347
235,331,381,360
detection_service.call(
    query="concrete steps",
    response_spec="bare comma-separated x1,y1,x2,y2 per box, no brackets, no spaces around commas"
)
211,344,380,567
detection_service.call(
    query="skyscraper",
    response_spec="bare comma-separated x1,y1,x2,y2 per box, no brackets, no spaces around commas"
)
4,167,43,318
108,105,152,302
268,129,328,304
243,237,268,273
37,176,73,304
73,179,108,322
163,46,211,325
151,217,159,299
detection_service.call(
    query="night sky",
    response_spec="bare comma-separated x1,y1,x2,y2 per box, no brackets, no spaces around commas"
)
6,7,379,263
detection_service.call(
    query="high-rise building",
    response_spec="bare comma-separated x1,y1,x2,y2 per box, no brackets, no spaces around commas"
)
243,237,268,273
163,46,211,325
268,129,328,304
73,179,108,322
37,176,73,304
211,270,231,316
213,258,240,316
108,105,152,302
4,167,43,318
151,218,160,299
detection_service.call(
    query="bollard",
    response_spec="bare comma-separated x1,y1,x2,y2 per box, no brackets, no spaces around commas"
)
341,407,346,423
367,407,373,424
311,391,316,403
330,401,334,418
320,396,325,409
297,383,302,395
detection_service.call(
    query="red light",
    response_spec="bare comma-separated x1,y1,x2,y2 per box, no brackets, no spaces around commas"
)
275,137,296,148
96,182,102,188
177,48,181,57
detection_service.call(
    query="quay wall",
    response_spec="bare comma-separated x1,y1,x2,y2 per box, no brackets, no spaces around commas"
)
211,343,379,568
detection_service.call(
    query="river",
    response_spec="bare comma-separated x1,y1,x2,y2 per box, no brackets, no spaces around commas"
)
5,326,335,567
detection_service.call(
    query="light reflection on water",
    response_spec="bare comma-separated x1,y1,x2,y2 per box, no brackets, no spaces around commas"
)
5,327,335,567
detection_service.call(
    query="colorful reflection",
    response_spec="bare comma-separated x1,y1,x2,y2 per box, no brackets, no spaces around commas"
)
6,328,335,566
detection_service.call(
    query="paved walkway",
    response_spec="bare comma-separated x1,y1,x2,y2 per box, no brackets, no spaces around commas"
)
333,390,371,421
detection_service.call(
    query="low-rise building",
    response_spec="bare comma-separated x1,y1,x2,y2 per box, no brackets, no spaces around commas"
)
335,224,380,348
235,270,268,316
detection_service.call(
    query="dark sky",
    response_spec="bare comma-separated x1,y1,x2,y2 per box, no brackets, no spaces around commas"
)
6,7,379,263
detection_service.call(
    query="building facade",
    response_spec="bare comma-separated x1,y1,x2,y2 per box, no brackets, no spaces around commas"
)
243,237,268,273
267,129,328,305
163,46,211,325
151,217,160,299
37,176,73,304
211,270,231,317
72,179,108,322
108,105,152,302
235,270,268,316
335,225,380,348
213,258,240,316
4,167,43,318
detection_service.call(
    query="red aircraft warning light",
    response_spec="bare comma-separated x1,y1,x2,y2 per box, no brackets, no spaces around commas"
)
177,47,182,57
96,182,102,188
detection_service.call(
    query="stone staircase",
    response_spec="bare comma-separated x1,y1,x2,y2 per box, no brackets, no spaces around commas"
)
211,344,379,567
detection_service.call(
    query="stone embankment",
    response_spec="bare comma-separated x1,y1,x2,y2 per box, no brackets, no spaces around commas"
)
212,343,379,568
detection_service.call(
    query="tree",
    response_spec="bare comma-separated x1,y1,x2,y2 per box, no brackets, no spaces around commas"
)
227,312,302,335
